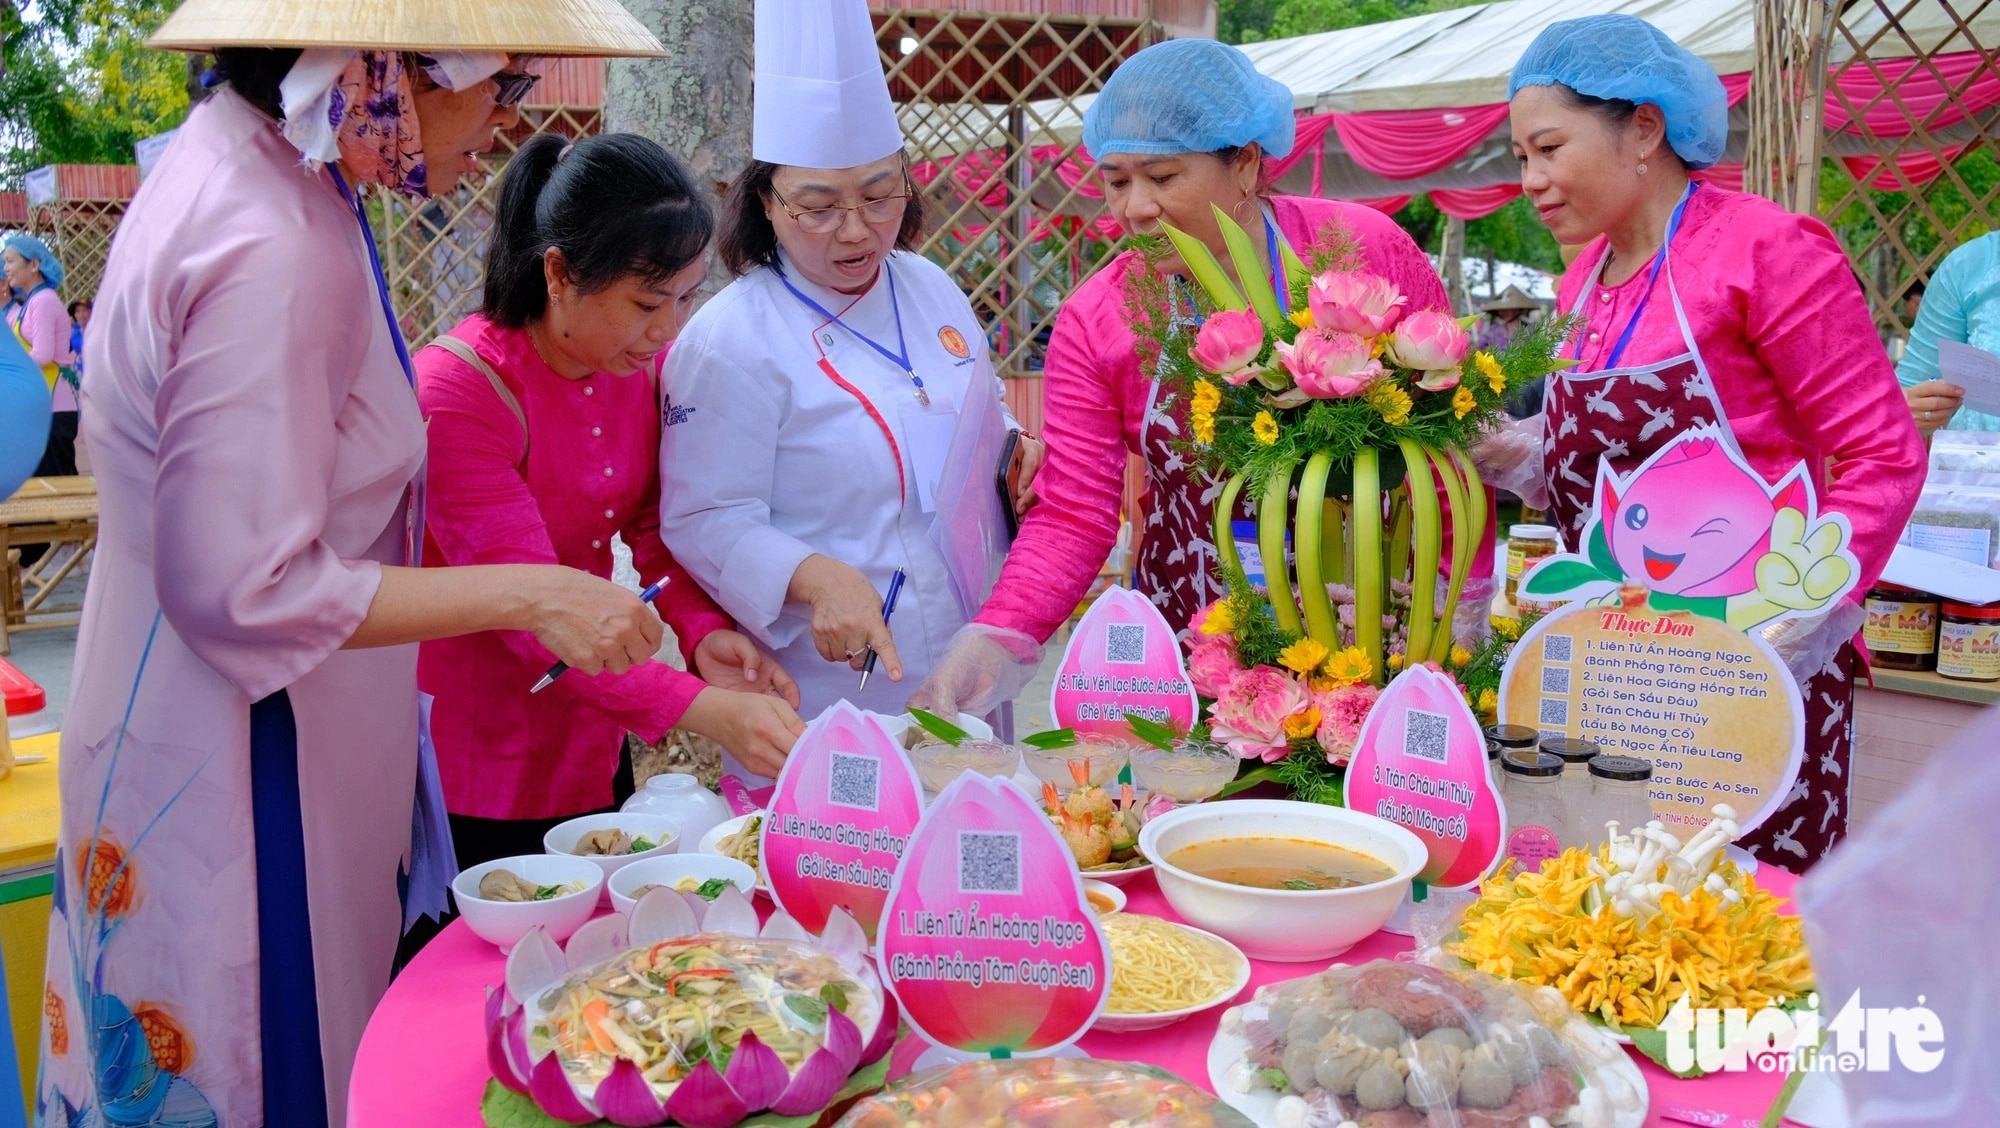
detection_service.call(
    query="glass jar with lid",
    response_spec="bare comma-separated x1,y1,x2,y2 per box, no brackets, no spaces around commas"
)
1937,602,2000,683
1862,583,1941,672
1571,755,1654,851
1541,737,1600,824
1506,525,1560,610
1501,751,1567,873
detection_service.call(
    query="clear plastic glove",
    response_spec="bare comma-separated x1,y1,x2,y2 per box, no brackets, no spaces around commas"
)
1471,414,1550,510
1449,575,1498,650
905,623,1043,718
1761,598,1865,689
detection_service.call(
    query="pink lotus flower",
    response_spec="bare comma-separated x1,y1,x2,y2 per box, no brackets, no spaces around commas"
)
1189,637,1243,699
1189,309,1266,385
1387,310,1470,390
1209,665,1311,761
1307,271,1406,336
1315,682,1382,767
1274,328,1382,399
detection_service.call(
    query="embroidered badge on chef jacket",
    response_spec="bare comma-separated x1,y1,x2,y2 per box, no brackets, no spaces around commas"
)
938,326,971,358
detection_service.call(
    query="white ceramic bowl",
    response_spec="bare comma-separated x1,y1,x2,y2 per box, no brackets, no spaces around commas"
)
452,854,603,952
1081,878,1127,916
1094,921,1251,1033
697,812,770,893
870,711,996,746
607,854,758,916
542,812,681,905
1138,799,1425,962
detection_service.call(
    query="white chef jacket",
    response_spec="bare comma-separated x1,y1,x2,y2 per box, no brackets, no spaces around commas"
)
660,249,1014,754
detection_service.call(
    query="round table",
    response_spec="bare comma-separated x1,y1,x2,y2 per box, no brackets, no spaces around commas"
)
350,869,1802,1128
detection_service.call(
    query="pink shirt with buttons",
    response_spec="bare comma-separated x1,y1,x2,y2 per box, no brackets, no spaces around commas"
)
415,314,732,821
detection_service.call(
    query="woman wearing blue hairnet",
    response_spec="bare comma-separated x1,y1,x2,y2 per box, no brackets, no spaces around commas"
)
1483,14,1924,866
911,38,1450,715
4,233,77,478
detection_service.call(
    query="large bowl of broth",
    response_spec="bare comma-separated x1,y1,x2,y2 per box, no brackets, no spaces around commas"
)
1137,800,1426,961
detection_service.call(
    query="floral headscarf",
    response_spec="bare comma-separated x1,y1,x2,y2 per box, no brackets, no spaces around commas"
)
280,48,503,199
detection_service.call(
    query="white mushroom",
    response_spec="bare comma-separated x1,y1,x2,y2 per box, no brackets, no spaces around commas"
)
1273,1095,1311,1128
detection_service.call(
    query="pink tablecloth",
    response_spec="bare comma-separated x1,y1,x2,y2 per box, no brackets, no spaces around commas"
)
349,869,1801,1128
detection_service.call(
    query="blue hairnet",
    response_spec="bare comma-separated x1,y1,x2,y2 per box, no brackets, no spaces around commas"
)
1085,39,1295,160
2,233,64,292
1508,14,1729,170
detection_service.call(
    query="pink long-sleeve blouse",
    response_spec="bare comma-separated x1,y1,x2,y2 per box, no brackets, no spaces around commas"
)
976,195,1452,644
9,286,75,408
416,315,733,821
1557,186,1924,595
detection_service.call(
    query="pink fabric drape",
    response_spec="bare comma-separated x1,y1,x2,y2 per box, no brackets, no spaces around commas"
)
1432,183,1522,220
1842,144,1971,189
1825,52,2000,135
1323,103,1513,181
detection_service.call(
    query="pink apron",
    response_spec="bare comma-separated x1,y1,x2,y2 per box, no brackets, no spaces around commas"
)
1544,191,1853,867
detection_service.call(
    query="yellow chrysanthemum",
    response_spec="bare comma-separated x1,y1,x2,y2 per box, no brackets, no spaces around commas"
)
1452,384,1478,419
1191,380,1223,414
1449,644,1473,668
1283,706,1321,741
1197,600,1237,636
1477,351,1506,394
1252,410,1280,445
1367,383,1413,427
1288,308,1316,331
1322,646,1373,686
1387,652,1406,672
1491,615,1523,641
1191,406,1216,445
1477,688,1499,719
1278,638,1331,676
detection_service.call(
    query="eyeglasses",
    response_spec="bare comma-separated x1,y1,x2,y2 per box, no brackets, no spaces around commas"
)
490,70,540,109
770,183,913,234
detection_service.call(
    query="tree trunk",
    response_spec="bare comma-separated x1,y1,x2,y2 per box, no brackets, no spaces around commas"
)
1440,215,1470,316
605,0,754,297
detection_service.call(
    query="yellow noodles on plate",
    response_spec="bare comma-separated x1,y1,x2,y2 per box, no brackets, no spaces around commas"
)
1103,914,1242,1014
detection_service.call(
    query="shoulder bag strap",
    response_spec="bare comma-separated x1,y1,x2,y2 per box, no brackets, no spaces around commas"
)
428,335,529,468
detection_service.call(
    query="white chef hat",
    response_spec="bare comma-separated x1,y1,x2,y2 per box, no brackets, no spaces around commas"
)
752,0,902,169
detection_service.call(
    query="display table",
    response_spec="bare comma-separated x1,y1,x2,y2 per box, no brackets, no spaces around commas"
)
0,475,97,655
351,865,1802,1128
0,731,60,1119
1853,668,1997,829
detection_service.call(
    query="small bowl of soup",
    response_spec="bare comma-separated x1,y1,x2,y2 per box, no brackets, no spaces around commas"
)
1137,800,1425,961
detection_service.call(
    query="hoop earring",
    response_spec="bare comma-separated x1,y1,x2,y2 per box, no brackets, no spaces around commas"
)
1637,162,1648,175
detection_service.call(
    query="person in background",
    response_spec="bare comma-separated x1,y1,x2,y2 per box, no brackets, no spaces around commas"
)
5,234,76,480
417,131,805,868
910,38,1456,717
661,0,1036,768
1897,230,2000,437
1483,13,1924,866
67,298,90,370
1477,285,1546,417
40,3,672,1121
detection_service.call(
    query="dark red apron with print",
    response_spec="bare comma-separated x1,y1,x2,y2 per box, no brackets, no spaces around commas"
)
1546,217,1853,869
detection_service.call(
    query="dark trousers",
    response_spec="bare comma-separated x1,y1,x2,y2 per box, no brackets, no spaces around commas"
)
19,410,77,567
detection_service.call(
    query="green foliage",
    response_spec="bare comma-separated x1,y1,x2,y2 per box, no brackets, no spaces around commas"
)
1819,148,2000,303
1221,0,1485,44
1395,195,1567,277
0,0,192,187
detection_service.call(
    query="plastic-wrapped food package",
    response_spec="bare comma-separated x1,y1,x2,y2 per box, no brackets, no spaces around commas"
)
835,1058,1255,1127
1214,961,1645,1128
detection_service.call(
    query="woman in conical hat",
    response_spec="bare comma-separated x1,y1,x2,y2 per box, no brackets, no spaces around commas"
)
40,3,664,1123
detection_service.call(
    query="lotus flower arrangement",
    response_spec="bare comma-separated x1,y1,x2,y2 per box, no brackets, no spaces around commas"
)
485,885,897,1127
1124,209,1571,805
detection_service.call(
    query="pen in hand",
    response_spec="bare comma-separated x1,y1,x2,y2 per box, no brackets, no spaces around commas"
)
858,568,906,692
531,577,668,693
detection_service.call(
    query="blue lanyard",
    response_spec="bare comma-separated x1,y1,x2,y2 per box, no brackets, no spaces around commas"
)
1575,183,1696,371
777,260,928,406
329,166,416,387
1181,212,1289,323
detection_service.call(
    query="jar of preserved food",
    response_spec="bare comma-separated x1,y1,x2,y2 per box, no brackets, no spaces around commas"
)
1506,525,1560,610
1542,737,1601,823
1572,756,1654,850
1937,602,2000,683
1501,751,1567,873
1485,739,1503,794
1862,583,1941,671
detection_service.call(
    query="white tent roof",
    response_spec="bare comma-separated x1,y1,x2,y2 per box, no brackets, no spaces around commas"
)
1240,0,2000,114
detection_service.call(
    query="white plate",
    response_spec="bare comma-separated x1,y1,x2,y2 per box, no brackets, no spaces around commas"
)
697,812,770,894
1079,860,1153,886
1093,921,1251,1033
1206,994,1649,1128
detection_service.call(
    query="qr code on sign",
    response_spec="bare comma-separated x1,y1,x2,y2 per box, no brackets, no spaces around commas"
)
1105,624,1147,664
826,752,879,811
1539,698,1569,726
1402,709,1450,763
957,831,1021,894
1542,634,1573,662
1541,666,1571,694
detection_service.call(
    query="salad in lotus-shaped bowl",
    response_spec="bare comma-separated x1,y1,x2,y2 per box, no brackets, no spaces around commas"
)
486,885,898,1127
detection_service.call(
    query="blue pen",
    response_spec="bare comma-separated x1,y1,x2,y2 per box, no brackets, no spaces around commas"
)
859,568,907,691
531,577,669,693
